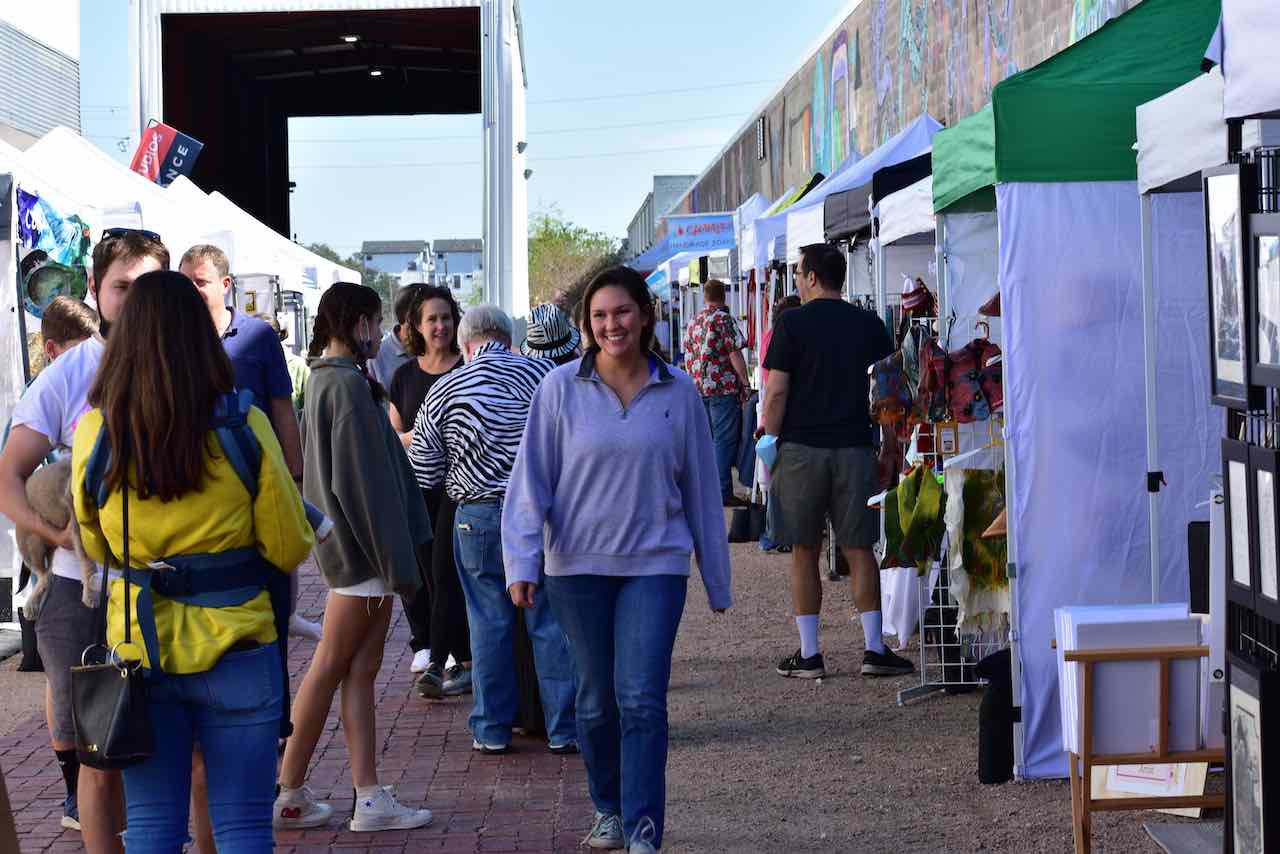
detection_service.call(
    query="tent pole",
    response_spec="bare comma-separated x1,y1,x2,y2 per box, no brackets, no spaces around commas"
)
990,197,1027,781
875,233,888,331
1140,192,1161,604
936,216,948,323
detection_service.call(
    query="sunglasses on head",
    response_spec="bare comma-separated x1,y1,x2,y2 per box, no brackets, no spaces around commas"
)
100,228,163,243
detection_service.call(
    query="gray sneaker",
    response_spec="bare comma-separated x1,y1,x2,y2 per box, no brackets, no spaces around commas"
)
415,664,445,699
582,811,624,850
442,664,473,696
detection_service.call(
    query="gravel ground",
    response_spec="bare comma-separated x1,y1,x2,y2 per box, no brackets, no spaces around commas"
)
0,527,1218,853
659,530,1208,854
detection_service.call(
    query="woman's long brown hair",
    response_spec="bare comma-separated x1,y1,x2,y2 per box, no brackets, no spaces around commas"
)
88,270,234,502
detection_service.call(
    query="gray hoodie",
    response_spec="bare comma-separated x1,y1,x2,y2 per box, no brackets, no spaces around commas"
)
303,356,431,595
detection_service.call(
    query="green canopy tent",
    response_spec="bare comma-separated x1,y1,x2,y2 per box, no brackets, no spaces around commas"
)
923,0,1220,782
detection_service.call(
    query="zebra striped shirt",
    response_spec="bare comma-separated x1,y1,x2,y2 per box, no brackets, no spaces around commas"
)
408,340,554,503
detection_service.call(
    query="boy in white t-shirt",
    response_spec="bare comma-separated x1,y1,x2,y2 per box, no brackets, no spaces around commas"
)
1,297,99,828
0,230,169,851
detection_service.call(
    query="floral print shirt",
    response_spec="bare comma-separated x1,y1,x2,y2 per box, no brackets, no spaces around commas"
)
684,304,745,398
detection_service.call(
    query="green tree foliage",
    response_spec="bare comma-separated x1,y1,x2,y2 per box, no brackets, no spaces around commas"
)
528,207,622,310
305,242,399,315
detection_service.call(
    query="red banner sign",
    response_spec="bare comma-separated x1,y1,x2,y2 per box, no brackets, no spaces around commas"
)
130,121,204,187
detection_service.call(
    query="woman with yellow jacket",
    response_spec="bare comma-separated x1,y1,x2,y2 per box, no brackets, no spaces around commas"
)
71,270,314,853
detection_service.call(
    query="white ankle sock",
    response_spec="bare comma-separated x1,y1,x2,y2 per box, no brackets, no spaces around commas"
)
860,610,886,654
796,614,820,658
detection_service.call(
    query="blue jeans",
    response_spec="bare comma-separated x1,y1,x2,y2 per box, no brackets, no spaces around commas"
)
545,574,688,850
453,501,576,746
122,643,283,854
703,394,741,500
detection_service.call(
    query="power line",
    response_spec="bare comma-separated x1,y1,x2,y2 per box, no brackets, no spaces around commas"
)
290,142,722,170
528,79,774,105
291,111,746,144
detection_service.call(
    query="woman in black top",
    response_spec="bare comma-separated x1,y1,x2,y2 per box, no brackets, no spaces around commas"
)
387,286,471,696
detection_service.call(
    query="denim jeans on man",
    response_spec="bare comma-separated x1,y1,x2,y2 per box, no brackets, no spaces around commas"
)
545,573,687,849
453,500,576,746
702,394,740,501
122,642,283,854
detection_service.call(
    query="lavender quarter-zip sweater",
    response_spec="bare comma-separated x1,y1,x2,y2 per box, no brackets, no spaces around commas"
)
502,352,733,610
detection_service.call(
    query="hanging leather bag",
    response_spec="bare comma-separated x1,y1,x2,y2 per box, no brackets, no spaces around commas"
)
70,450,152,770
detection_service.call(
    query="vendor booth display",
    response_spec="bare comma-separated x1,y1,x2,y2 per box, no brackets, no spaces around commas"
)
1134,64,1243,777
0,141,104,581
921,0,1221,781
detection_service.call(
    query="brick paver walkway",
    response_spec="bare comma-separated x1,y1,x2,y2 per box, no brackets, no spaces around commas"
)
3,563,592,853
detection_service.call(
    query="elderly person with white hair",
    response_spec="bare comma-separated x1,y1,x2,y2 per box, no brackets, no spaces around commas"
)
407,304,577,754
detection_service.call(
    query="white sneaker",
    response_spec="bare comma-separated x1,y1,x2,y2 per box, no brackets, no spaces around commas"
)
349,786,434,832
288,614,323,642
273,785,333,829
410,649,432,674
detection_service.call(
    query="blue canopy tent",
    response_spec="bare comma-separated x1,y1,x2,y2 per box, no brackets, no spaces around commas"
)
769,114,941,269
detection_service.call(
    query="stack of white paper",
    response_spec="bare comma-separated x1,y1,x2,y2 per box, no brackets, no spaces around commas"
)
1055,603,1198,755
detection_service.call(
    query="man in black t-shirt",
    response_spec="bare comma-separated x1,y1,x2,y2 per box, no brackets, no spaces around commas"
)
761,243,914,680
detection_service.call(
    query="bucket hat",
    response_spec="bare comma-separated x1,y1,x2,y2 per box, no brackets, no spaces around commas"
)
521,302,580,360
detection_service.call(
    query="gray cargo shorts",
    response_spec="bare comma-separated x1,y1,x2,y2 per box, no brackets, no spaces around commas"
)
35,575,100,744
769,442,879,548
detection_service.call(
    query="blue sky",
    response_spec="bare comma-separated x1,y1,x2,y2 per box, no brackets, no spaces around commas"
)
80,0,852,254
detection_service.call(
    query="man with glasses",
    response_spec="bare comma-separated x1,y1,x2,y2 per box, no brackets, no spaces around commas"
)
0,228,169,851
760,243,913,681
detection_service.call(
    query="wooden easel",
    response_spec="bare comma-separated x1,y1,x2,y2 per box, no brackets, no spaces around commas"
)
1064,645,1225,854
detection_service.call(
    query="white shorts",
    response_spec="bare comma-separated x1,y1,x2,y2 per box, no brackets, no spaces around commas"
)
331,575,392,598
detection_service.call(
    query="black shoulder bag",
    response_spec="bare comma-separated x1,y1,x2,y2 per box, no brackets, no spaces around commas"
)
70,454,152,770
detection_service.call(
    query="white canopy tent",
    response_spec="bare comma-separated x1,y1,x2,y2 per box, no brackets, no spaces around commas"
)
0,141,104,577
1221,0,1280,119
22,128,204,255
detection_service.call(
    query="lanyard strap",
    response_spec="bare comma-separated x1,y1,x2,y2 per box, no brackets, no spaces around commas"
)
94,441,133,651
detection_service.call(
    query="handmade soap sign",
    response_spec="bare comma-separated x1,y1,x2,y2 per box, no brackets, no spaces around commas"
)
15,186,91,319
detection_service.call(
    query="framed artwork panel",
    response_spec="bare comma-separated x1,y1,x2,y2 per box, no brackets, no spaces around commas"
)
1226,653,1279,854
1250,213,1280,387
1224,439,1256,610
1248,445,1280,622
1206,165,1264,409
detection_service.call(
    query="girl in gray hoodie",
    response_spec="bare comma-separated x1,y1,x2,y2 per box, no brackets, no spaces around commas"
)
275,283,434,833
503,267,732,853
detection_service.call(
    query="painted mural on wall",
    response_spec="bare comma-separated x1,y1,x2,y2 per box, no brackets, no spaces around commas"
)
677,0,1145,216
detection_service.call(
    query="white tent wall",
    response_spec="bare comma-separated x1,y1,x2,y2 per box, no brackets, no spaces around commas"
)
878,177,935,247
874,242,937,306
1149,192,1219,603
848,243,874,300
0,179,18,577
1134,69,1225,196
784,204,824,263
1222,0,1280,120
939,212,999,347
998,181,1153,779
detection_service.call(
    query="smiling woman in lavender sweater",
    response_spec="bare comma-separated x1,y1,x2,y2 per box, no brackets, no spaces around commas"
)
502,266,732,854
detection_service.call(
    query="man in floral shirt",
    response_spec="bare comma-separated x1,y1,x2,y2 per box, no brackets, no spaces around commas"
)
684,279,751,506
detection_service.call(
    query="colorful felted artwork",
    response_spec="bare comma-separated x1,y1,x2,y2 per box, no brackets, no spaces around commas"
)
17,188,91,318
960,469,1007,591
897,465,946,573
